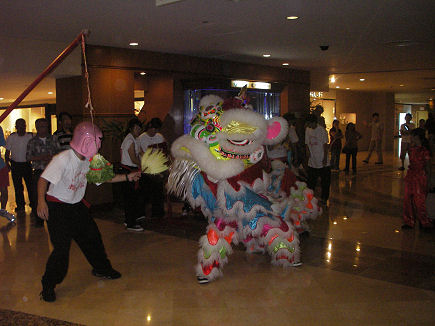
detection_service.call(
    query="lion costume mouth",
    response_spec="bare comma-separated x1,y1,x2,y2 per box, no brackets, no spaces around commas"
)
227,139,252,146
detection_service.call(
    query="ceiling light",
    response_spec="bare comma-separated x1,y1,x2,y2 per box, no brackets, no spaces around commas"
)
346,88,350,90
399,84,404,87
336,86,340,88
129,42,139,46
48,92,53,95
140,72,146,75
282,63,289,66
286,16,299,20
0,98,3,101
330,75,336,83
359,78,365,81
263,54,271,58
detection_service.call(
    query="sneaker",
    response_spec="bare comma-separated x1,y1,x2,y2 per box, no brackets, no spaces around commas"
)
126,225,144,232
197,276,210,284
362,160,368,164
0,209,15,222
290,261,303,267
40,286,56,302
92,268,122,279
136,216,147,222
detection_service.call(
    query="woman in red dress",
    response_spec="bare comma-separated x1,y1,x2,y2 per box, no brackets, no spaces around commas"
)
402,128,433,230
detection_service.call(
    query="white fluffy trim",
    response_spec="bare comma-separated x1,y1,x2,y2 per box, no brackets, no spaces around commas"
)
195,263,223,281
171,135,245,180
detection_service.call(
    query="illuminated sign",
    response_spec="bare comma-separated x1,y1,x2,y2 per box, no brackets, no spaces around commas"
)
231,80,271,90
310,91,323,98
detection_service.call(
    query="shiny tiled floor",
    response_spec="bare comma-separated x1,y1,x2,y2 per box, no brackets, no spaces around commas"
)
0,152,434,326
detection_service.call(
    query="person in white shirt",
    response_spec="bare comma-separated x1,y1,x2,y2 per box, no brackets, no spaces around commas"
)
5,118,34,212
120,117,143,231
37,121,141,302
399,113,415,170
138,118,167,219
305,114,331,205
363,113,384,164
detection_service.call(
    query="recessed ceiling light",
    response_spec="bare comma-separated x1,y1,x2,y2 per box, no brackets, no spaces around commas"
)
359,78,365,81
48,92,53,95
346,88,350,90
140,72,146,75
330,75,336,83
129,42,139,46
282,63,289,66
336,86,340,88
263,54,271,57
399,84,404,87
286,16,299,20
0,97,3,101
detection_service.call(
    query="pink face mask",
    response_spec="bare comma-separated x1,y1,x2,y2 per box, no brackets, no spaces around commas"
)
70,122,103,158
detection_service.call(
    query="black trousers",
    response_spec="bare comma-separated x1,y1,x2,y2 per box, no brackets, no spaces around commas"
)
42,201,113,288
120,166,142,227
10,161,34,209
140,174,165,218
307,166,331,201
345,149,358,172
32,169,45,223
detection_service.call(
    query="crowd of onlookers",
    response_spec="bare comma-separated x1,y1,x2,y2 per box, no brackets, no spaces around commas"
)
0,112,73,226
1,106,434,231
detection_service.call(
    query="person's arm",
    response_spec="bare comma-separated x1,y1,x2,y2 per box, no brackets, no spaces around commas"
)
128,142,141,167
107,171,141,183
5,150,11,170
323,143,329,166
425,156,432,192
37,177,49,220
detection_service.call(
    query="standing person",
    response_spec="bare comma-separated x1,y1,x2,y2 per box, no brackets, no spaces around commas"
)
5,118,34,213
283,113,299,168
402,128,433,230
329,119,343,172
305,114,331,205
138,118,167,219
343,123,362,174
312,105,326,128
0,126,9,211
398,113,415,170
425,112,435,156
37,121,141,302
53,112,73,151
26,118,60,226
120,117,143,231
363,113,384,164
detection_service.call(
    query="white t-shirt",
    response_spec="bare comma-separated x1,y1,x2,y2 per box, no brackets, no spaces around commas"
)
42,149,89,204
120,133,140,167
370,121,383,140
138,132,165,152
288,125,299,144
400,122,415,143
305,125,330,168
6,132,33,162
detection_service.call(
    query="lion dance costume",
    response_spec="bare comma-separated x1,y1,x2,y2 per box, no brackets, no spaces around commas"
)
168,93,321,283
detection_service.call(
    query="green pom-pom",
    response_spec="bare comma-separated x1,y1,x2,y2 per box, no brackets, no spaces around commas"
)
86,154,115,184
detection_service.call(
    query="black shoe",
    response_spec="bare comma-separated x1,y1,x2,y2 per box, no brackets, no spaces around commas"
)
362,160,368,164
40,287,56,302
375,161,383,165
92,268,122,279
401,224,413,229
398,167,405,171
14,206,25,213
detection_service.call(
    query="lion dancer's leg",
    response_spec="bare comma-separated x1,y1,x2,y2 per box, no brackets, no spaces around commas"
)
196,218,238,284
261,219,301,267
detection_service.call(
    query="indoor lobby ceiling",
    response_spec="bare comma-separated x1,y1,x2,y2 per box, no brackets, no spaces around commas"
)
0,0,434,105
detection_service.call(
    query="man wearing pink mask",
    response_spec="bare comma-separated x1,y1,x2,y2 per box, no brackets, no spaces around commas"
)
37,121,141,302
